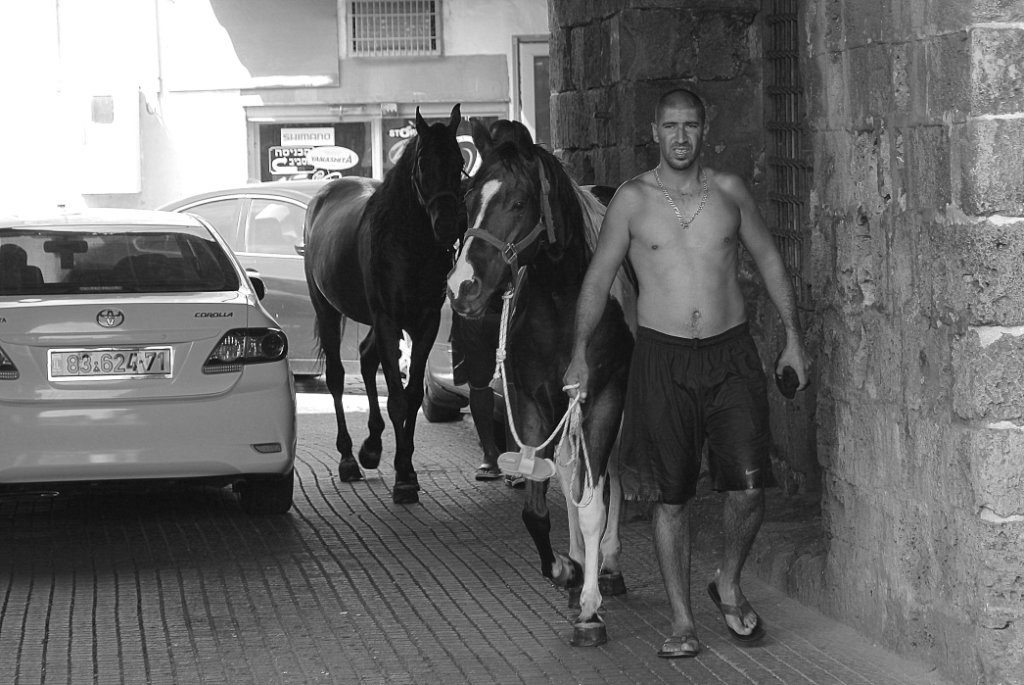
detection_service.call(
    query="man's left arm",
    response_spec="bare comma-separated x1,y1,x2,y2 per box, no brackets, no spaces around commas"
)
727,174,810,389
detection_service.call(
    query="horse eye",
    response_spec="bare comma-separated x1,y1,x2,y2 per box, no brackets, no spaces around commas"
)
512,200,526,211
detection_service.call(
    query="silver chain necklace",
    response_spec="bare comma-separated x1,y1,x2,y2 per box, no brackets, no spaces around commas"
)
653,166,708,229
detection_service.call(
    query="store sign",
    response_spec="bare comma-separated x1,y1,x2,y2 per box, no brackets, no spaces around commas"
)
281,127,335,147
382,116,497,176
306,146,359,170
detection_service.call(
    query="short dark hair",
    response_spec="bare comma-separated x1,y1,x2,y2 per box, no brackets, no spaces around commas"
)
654,88,705,127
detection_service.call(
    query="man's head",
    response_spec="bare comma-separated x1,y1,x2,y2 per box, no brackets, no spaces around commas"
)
652,88,706,171
654,88,705,128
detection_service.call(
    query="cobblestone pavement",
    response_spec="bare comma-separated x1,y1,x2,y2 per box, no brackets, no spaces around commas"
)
0,390,952,685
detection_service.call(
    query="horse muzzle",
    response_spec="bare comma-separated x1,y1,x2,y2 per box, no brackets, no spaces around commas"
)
447,277,488,319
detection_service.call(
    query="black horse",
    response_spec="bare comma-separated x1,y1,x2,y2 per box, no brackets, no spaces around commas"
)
304,105,464,504
447,119,635,645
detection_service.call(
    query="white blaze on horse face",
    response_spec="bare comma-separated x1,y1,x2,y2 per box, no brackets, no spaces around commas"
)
447,179,503,300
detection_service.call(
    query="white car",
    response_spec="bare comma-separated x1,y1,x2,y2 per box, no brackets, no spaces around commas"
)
0,209,296,514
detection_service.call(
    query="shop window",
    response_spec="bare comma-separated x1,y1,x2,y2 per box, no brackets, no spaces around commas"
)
348,1,440,57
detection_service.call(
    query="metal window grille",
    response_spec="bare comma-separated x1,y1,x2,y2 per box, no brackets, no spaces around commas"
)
764,0,811,304
349,1,440,57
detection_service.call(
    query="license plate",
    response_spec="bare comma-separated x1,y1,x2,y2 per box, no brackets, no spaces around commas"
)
48,346,173,381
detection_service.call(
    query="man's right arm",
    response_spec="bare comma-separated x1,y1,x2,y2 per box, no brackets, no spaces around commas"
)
564,183,637,400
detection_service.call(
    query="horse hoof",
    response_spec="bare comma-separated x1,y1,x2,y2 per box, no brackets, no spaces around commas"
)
570,616,607,647
599,571,627,596
392,482,420,504
567,586,581,610
338,459,363,482
358,448,382,470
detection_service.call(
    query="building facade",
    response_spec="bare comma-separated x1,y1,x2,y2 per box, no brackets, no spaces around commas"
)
3,0,548,210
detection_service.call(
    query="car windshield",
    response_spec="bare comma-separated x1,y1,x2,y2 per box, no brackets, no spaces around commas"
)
0,226,240,295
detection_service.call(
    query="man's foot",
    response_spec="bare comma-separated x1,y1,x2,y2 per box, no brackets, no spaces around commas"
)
657,633,700,658
475,463,502,481
707,581,766,644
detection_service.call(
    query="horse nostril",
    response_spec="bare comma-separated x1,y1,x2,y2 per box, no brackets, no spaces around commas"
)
458,278,481,301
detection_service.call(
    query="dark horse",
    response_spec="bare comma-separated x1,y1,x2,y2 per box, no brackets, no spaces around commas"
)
304,105,465,504
447,120,635,645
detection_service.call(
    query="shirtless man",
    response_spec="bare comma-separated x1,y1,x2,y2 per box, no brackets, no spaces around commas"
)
563,88,809,658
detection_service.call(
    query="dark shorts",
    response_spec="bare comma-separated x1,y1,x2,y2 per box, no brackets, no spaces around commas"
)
619,323,775,505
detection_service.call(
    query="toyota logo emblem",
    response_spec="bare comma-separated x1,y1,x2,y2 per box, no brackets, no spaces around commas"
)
96,309,125,328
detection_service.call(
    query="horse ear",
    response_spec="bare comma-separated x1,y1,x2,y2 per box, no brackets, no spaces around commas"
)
470,117,493,157
447,103,462,135
415,107,428,137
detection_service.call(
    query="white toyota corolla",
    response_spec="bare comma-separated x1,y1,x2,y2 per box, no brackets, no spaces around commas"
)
0,209,296,514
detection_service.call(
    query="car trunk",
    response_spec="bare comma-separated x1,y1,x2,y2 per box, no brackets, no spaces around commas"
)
0,292,254,402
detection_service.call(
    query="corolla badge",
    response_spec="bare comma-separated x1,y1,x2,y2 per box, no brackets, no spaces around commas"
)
96,309,125,328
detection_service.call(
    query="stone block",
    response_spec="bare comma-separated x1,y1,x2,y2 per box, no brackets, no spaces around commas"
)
922,31,972,119
971,27,1024,117
937,218,1024,326
548,28,572,93
973,0,1024,23
952,328,1024,421
577,20,613,90
905,124,951,210
618,9,698,82
695,11,756,81
960,117,1024,215
962,425,1024,517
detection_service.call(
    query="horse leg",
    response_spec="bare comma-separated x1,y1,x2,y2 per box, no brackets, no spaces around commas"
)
357,329,385,470
373,321,418,503
307,295,361,481
598,443,627,597
398,328,433,482
571,473,609,647
523,471,580,588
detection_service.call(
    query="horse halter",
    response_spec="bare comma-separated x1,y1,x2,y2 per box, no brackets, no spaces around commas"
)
463,160,557,275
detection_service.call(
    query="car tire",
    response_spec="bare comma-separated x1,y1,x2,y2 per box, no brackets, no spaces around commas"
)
238,470,294,515
421,383,462,423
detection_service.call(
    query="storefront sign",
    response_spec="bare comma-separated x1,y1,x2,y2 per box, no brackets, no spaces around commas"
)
281,127,335,147
305,146,359,170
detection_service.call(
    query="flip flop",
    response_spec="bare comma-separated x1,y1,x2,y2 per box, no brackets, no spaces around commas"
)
475,464,502,481
707,581,766,645
657,633,700,658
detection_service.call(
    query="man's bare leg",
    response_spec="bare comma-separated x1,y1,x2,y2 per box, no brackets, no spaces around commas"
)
654,502,696,637
714,488,765,635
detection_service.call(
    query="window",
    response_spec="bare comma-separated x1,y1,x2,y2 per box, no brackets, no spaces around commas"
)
244,200,306,256
764,0,811,305
348,1,440,57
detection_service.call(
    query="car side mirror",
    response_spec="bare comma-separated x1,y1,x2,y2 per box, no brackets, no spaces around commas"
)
294,244,305,257
245,269,266,300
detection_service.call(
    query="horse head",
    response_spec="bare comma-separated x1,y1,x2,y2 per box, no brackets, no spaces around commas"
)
408,104,465,246
447,119,572,319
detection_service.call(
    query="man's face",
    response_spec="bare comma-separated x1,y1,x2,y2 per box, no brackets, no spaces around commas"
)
652,103,704,171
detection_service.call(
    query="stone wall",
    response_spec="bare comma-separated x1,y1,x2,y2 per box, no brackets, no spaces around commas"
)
550,0,1023,683
806,0,1023,683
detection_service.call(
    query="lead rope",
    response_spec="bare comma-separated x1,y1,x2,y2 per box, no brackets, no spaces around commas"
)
493,278,596,508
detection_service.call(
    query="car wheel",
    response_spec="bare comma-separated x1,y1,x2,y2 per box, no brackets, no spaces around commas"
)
421,383,462,423
238,470,294,515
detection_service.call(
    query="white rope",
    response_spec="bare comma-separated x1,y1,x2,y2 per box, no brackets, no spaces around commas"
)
493,278,596,507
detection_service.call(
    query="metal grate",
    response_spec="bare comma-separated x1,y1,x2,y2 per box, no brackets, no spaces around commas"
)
764,0,811,304
349,1,440,57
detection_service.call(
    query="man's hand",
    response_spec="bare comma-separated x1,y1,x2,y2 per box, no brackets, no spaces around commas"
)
774,337,810,392
562,352,589,403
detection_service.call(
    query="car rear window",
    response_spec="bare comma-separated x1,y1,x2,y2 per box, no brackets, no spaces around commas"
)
0,227,240,295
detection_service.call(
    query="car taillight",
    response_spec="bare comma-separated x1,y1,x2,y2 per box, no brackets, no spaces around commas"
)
0,345,18,380
203,328,288,374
